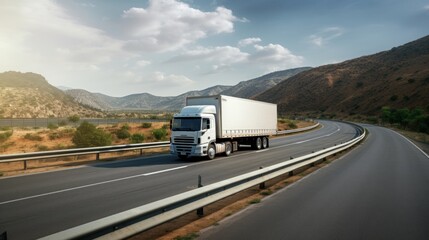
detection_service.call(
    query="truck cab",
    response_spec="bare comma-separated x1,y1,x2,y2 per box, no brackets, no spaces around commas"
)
170,105,217,159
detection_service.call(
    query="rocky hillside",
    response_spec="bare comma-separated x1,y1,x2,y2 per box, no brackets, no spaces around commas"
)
257,35,429,116
221,67,311,98
0,71,104,118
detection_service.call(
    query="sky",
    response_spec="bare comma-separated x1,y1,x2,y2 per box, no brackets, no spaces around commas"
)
1,0,428,97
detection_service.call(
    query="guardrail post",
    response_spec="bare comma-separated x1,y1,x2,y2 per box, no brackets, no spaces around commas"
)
24,160,27,170
140,149,143,156
96,153,100,161
197,175,204,217
0,231,7,240
259,167,265,189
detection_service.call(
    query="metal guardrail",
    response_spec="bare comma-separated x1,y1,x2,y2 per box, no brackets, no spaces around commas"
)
40,123,365,240
277,122,320,135
0,123,319,169
0,142,170,169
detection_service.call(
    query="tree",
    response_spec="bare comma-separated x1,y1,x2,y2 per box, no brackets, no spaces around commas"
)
72,121,112,147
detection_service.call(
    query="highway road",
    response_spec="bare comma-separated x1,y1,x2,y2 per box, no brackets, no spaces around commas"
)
0,120,358,239
200,125,429,240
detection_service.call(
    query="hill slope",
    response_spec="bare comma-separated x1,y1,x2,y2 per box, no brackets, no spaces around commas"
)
0,71,104,118
221,67,311,98
257,35,429,116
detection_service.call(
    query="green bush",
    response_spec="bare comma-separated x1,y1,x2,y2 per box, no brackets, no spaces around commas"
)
24,133,43,141
116,128,131,139
0,131,13,142
130,133,145,143
141,122,152,128
59,120,68,126
153,128,167,140
72,121,112,147
162,124,169,129
121,124,130,131
47,123,59,130
36,144,49,151
288,122,298,129
68,115,80,123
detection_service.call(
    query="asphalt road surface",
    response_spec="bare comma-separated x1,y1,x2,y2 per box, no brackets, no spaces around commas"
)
199,125,429,240
0,121,358,239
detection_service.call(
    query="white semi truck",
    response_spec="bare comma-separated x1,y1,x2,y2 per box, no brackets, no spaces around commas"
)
170,95,277,160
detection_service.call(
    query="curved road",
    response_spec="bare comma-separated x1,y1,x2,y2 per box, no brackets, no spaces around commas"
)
0,121,357,239
200,125,429,240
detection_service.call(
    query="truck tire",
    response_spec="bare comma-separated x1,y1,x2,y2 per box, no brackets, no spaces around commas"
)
224,142,232,156
255,137,262,150
207,144,216,160
262,137,269,149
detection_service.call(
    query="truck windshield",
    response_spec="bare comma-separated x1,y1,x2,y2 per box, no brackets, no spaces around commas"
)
172,117,201,131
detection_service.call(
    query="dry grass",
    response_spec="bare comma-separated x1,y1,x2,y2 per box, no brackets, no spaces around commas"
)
0,122,170,176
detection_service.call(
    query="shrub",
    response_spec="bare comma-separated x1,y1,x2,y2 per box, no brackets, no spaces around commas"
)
121,124,130,131
153,128,167,140
68,115,80,123
59,120,68,126
116,128,131,139
130,133,145,143
72,121,112,147
288,122,298,129
141,122,152,128
47,123,58,130
24,133,43,141
36,144,49,151
390,95,398,101
162,124,169,129
0,131,13,142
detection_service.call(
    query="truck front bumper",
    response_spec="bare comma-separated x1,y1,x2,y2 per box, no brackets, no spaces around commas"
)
170,143,208,157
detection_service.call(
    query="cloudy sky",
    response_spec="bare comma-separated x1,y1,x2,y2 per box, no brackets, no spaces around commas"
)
1,0,428,97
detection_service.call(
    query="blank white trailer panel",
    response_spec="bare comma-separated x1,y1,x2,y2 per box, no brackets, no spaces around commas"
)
187,95,277,138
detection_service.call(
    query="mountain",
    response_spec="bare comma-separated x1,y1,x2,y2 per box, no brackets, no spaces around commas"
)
66,85,231,111
221,67,312,98
257,35,429,116
0,71,104,118
65,68,310,111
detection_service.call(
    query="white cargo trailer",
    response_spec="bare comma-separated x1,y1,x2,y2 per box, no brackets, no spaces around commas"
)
170,95,277,160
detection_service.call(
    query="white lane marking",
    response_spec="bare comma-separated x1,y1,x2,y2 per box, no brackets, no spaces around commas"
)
143,166,188,176
256,149,270,153
269,125,341,151
0,165,188,205
390,130,429,159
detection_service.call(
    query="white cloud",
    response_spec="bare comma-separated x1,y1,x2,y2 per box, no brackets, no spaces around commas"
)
0,0,131,75
122,0,238,52
238,37,262,47
136,60,151,67
168,41,303,74
169,46,249,64
250,44,303,71
309,27,344,46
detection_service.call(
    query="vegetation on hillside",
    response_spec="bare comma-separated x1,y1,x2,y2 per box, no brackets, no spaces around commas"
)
381,107,429,134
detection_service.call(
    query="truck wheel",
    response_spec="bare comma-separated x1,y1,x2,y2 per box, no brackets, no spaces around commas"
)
224,142,232,156
262,137,269,149
255,137,262,150
207,144,216,160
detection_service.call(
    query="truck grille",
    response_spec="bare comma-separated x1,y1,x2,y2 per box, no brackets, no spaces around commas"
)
174,136,195,144
175,145,193,154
